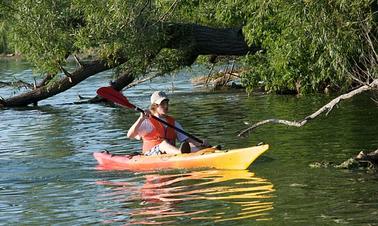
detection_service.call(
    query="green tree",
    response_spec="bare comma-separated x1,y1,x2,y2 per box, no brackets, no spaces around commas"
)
0,2,10,53
239,0,377,93
156,0,377,93
0,0,377,107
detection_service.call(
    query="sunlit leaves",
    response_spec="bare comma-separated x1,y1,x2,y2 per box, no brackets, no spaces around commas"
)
239,0,375,93
167,0,376,93
5,0,164,74
156,0,376,93
2,0,377,92
8,1,76,73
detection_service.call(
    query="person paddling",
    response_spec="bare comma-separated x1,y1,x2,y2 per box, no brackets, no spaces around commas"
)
127,91,207,156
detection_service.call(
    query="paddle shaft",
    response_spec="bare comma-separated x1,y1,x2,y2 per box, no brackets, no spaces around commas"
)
132,106,205,145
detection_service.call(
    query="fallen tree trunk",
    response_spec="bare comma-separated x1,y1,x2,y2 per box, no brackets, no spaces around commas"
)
0,23,259,107
168,24,258,56
86,69,135,104
0,59,126,107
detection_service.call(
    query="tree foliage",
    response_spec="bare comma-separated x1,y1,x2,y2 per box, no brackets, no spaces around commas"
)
239,0,377,93
0,1,11,53
1,0,166,74
161,0,377,93
0,20,9,53
1,0,377,93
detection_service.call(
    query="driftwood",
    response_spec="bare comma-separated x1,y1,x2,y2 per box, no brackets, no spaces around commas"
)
191,63,243,89
238,79,378,137
355,149,378,164
310,149,378,171
123,72,162,90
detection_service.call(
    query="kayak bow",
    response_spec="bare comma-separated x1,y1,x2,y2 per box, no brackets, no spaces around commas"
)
93,144,269,171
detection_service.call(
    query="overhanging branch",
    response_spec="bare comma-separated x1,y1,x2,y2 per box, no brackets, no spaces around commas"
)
1,58,127,107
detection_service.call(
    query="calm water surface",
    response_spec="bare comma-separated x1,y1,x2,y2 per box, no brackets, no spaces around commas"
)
0,59,378,225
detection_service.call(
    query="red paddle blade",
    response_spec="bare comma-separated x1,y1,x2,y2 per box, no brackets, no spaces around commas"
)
97,87,135,109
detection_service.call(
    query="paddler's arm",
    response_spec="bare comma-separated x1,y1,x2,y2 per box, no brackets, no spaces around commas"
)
127,111,150,139
175,121,209,150
186,138,209,148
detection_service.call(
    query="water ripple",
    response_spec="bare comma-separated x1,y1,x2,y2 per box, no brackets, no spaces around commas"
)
1,60,378,225
95,170,275,225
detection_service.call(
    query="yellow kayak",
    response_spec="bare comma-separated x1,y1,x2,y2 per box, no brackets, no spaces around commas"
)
93,144,269,171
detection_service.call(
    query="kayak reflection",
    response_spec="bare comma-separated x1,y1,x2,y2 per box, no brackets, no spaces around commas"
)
96,170,275,225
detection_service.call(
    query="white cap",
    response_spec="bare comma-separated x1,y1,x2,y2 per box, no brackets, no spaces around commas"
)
150,91,169,104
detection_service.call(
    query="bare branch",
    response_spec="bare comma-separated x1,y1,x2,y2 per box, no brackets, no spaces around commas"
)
238,79,378,137
349,59,369,85
59,65,73,83
238,119,304,137
33,78,37,89
205,64,215,85
123,73,162,90
73,55,83,68
138,0,151,17
0,80,33,89
364,26,378,61
158,0,179,22
36,74,55,88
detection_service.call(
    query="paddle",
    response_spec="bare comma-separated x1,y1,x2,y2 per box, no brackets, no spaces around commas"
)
97,86,208,146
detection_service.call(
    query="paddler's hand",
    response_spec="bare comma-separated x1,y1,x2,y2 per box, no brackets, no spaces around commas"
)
139,110,151,121
200,139,210,147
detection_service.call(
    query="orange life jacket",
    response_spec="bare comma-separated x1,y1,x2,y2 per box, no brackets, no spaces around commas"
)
142,115,177,152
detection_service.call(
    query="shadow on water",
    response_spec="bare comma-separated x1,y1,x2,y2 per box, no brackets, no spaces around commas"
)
95,169,275,225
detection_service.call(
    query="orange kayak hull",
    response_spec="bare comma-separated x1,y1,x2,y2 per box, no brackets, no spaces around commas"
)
93,144,269,171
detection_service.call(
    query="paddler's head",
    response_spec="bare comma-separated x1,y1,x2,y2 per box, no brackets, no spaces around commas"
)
150,91,169,116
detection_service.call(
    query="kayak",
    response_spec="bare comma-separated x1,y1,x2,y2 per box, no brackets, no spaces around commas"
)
93,144,269,171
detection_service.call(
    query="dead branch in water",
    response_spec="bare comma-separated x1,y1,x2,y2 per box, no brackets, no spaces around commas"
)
238,79,378,137
122,72,162,90
191,62,243,89
0,80,34,89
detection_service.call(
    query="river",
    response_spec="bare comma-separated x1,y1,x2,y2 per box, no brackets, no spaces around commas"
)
1,59,377,225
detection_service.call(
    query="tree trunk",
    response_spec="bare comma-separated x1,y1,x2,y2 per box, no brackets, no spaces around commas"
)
1,23,259,107
110,70,135,91
166,23,259,55
0,59,126,107
88,70,135,103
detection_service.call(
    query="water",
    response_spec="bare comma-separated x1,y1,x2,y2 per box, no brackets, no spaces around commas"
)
1,59,378,225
